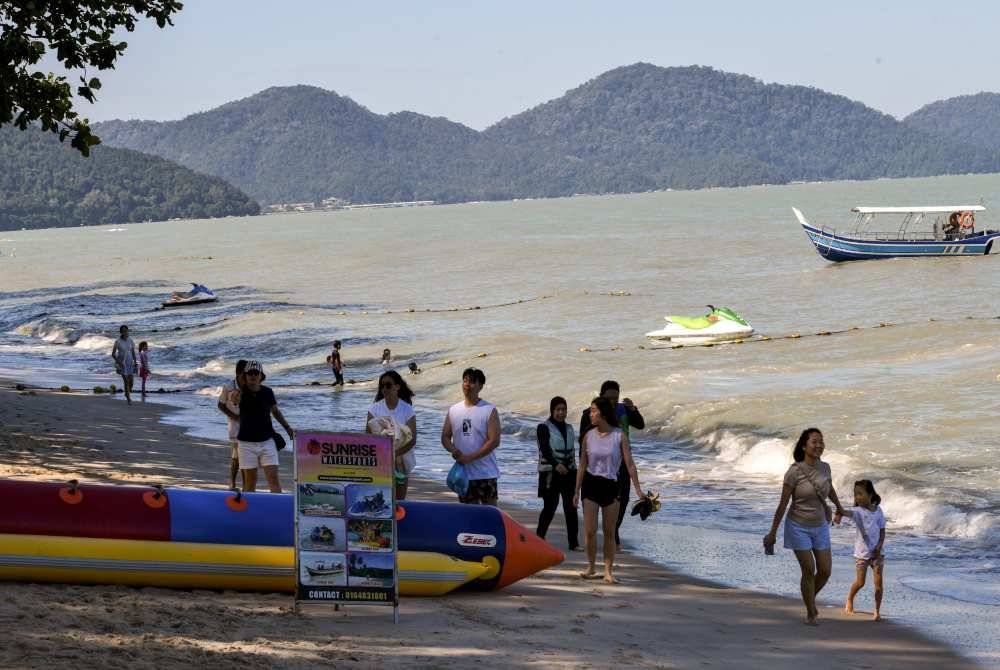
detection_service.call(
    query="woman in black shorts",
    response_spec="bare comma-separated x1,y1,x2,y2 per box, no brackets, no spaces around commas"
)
573,396,646,583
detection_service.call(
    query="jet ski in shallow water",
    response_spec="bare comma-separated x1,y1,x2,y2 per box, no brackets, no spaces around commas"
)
162,283,218,308
645,305,754,344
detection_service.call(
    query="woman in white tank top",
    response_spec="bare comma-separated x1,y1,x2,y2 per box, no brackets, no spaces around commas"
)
574,396,646,584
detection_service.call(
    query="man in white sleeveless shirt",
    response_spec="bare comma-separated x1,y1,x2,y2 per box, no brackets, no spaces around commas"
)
441,368,502,505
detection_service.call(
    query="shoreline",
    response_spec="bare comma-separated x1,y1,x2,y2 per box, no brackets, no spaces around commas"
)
0,378,982,669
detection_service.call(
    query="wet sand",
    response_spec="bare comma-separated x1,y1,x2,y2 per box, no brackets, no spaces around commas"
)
0,380,982,669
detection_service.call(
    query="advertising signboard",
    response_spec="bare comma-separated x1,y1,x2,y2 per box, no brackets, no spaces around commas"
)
294,431,397,619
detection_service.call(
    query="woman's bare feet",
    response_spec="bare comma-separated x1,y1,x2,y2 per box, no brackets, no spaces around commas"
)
580,567,600,580
873,611,882,621
845,601,855,614
603,574,620,584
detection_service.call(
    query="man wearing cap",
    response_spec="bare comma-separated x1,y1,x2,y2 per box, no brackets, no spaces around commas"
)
441,367,502,505
231,361,294,493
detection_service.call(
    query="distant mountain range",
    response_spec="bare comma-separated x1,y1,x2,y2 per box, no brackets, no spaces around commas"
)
0,126,260,231
904,92,1000,151
91,64,1000,206
2,62,996,230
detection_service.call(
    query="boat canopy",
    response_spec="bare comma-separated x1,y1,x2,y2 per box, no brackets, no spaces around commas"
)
851,206,986,214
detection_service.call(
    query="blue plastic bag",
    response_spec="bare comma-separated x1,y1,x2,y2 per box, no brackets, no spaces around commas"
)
447,461,469,497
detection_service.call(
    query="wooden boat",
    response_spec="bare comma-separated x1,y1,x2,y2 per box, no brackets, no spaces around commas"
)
794,206,1000,261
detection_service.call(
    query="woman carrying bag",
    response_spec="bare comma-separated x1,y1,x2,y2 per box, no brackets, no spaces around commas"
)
763,428,846,625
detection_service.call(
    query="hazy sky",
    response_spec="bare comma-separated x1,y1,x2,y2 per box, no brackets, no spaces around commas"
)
76,1,1000,128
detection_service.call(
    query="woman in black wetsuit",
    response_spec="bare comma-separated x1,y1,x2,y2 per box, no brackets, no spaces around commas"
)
535,396,580,550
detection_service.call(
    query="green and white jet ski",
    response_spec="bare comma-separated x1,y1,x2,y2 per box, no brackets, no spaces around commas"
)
645,305,754,344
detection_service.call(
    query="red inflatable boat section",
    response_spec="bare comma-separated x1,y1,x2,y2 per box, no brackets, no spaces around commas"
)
0,479,171,541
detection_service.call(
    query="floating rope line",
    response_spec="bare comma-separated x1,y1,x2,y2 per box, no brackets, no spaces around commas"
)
579,315,1000,352
327,295,553,316
10,315,998,397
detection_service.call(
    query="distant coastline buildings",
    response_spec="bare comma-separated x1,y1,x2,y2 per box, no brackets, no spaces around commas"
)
263,197,435,214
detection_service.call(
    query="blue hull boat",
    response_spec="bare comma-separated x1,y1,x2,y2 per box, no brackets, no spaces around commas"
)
794,206,1000,262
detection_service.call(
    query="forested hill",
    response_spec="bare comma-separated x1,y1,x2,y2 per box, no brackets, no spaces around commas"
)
482,64,1000,194
93,64,1000,205
0,127,260,231
93,86,489,205
904,92,1000,151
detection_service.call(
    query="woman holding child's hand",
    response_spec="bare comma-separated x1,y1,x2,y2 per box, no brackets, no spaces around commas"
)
764,428,845,626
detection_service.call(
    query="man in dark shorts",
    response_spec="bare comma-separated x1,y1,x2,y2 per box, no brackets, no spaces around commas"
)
578,380,644,548
441,368,501,505
326,340,344,386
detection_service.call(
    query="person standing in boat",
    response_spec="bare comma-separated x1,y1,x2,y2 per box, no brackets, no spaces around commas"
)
110,325,138,405
763,428,847,626
578,380,645,549
536,396,580,551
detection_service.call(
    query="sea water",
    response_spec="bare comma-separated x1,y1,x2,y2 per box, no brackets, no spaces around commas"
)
1,174,998,664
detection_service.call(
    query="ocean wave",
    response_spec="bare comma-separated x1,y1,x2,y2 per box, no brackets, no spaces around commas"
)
15,319,80,345
685,424,999,547
73,334,116,351
174,358,230,378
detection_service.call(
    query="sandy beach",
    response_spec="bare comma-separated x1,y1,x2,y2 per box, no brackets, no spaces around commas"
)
0,379,983,670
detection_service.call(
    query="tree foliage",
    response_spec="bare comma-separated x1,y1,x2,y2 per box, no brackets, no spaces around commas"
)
94,64,1000,204
904,92,1000,151
0,0,183,155
0,125,259,230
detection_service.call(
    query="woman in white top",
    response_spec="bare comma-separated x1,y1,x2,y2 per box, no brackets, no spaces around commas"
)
573,396,645,584
366,370,417,500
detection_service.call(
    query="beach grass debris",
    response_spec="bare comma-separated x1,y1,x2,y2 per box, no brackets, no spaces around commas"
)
93,386,106,394
15,383,25,390
60,385,70,392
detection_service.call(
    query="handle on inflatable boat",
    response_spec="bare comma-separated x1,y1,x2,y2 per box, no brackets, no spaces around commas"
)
58,479,83,505
226,488,248,512
142,484,168,509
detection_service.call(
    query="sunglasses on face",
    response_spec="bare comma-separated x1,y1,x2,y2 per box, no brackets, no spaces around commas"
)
380,381,395,389
245,371,261,377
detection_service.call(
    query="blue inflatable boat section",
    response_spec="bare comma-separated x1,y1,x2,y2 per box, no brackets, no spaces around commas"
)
168,488,293,546
397,500,507,566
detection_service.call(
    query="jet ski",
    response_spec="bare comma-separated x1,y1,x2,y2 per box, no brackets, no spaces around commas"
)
162,283,218,308
645,305,754,344
348,491,390,517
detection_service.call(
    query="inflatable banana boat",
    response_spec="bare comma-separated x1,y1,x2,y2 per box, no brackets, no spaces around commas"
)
0,479,563,596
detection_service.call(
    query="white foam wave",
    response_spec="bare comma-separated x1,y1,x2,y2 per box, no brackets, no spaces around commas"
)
175,358,229,378
874,479,998,543
14,320,79,345
73,334,115,351
709,430,790,478
694,427,999,546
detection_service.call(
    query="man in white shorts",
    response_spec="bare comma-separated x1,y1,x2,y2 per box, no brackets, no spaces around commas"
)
217,360,247,489
232,361,294,493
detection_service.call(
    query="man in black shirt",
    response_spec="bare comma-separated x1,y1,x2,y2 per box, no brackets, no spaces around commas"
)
232,361,294,492
578,380,644,549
